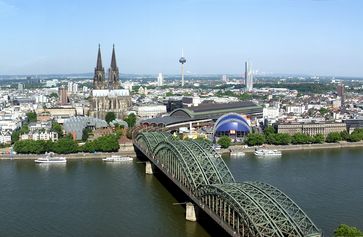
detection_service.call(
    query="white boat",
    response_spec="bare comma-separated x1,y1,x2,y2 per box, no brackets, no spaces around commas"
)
102,155,133,162
254,149,282,157
35,156,67,164
230,151,246,157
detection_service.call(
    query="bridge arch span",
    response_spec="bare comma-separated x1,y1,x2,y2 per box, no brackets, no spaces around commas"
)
153,140,209,190
197,183,321,237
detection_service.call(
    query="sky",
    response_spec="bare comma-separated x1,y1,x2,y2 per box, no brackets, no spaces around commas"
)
0,0,362,77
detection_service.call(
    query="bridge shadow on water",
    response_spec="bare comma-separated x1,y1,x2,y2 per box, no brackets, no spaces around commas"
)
135,148,229,237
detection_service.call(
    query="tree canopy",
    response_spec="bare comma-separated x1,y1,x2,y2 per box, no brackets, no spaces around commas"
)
124,113,136,128
334,224,363,237
51,121,63,138
105,112,116,124
325,132,342,143
217,136,232,148
245,133,265,146
26,112,37,123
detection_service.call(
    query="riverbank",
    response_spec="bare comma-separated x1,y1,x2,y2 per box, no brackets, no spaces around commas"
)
223,141,363,154
0,143,137,160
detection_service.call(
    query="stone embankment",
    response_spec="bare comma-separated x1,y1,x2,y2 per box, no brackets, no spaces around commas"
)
0,143,137,160
222,141,363,154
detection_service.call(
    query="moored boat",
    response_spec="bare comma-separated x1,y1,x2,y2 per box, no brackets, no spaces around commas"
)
35,157,67,164
254,149,282,157
102,155,133,162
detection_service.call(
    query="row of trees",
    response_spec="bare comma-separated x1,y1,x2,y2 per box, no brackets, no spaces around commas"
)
245,127,363,146
13,134,120,154
334,224,363,237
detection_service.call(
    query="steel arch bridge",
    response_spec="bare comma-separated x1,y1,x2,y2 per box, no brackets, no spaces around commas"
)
134,132,321,237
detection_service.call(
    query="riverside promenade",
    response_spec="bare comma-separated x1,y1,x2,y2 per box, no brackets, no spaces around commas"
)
0,143,137,160
223,141,363,154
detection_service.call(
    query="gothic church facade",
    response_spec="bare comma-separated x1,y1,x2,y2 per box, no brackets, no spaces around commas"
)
90,45,131,119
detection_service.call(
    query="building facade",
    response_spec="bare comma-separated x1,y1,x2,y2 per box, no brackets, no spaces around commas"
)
277,122,346,137
90,45,131,119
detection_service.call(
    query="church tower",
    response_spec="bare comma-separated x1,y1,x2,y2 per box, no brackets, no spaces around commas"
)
108,44,120,89
93,44,105,89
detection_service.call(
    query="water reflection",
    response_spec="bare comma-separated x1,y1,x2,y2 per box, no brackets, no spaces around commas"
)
35,163,67,171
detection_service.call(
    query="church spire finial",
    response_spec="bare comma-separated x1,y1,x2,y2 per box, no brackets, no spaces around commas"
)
111,44,117,69
96,44,103,70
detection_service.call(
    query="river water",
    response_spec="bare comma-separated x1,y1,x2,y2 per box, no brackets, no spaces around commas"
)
0,148,362,236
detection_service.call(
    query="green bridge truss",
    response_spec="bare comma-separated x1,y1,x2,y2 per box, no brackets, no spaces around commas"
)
135,132,321,237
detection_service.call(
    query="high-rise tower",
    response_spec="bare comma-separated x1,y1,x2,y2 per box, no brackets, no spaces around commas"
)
108,44,120,89
245,61,253,92
157,73,164,87
93,44,105,89
179,49,186,87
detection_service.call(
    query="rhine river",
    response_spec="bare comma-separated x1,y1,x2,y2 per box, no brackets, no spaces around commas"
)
0,148,362,237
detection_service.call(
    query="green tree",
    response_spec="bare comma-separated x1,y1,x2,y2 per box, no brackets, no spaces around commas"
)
51,121,63,138
334,224,363,237
264,126,275,135
124,113,136,128
26,112,37,123
347,133,362,142
273,133,291,145
217,136,232,149
105,112,116,124
245,133,265,146
349,129,363,142
19,124,29,134
325,132,342,143
13,140,51,154
81,134,119,152
52,137,78,154
312,134,324,144
11,130,20,143
340,130,349,141
82,127,92,142
165,92,174,97
291,133,312,144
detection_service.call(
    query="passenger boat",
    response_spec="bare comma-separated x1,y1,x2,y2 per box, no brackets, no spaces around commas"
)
102,155,133,162
254,149,282,157
230,151,246,157
35,156,67,164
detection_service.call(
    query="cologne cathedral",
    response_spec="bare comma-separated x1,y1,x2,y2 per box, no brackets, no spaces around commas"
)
90,45,131,119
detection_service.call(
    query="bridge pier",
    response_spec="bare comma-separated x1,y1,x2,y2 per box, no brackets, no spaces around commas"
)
145,161,153,175
185,202,197,222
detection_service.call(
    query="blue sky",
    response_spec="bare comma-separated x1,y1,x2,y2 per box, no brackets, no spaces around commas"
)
0,0,362,76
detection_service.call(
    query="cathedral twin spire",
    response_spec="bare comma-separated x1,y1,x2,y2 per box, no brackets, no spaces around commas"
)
93,44,120,90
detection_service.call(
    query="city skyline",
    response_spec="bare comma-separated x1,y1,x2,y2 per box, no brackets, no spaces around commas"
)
0,0,362,77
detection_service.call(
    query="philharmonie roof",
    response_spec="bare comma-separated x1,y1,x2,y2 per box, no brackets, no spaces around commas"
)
170,101,262,120
140,101,262,126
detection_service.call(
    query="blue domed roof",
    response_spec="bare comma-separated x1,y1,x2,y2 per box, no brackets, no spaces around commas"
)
215,120,251,133
213,113,251,135
215,113,249,127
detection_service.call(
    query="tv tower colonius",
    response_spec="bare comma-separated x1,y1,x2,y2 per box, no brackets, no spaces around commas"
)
179,49,187,87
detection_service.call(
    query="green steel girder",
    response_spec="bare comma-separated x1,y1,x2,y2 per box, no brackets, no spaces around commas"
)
197,183,321,237
198,183,281,237
178,140,221,185
153,140,209,190
245,182,320,236
232,183,302,237
190,140,235,183
184,140,229,184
